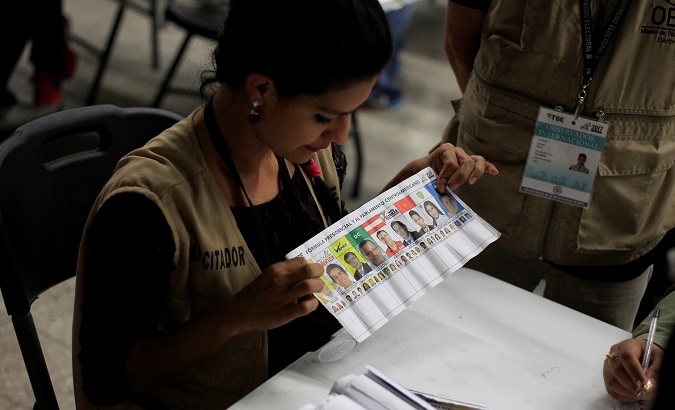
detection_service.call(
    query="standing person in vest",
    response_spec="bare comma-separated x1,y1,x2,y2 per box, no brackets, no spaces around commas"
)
72,0,498,408
442,0,674,331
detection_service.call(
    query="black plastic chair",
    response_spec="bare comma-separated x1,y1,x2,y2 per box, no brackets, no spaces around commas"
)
151,2,227,107
0,105,182,409
72,0,173,105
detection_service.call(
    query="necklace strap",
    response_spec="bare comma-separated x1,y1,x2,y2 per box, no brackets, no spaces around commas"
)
204,98,250,204
203,96,273,268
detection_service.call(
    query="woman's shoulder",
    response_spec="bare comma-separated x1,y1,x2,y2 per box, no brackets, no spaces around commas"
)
110,111,210,196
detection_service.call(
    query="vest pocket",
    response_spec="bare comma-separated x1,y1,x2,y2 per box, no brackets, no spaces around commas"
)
455,80,538,238
485,1,578,61
577,127,675,252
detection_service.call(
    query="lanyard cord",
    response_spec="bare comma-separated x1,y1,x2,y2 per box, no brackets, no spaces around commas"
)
203,96,293,268
575,0,633,121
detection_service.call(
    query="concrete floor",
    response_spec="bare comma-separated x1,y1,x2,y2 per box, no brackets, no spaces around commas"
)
0,0,459,408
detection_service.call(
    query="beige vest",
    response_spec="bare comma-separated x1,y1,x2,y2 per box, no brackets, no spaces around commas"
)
72,110,341,409
454,0,675,265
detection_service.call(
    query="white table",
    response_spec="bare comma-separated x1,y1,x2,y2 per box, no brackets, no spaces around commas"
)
230,268,632,410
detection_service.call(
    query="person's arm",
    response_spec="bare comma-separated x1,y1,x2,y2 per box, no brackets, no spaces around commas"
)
444,1,488,92
603,287,675,402
79,194,324,404
125,256,323,393
634,287,675,349
78,193,175,404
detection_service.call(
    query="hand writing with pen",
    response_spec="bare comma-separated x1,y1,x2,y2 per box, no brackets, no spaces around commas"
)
603,338,664,402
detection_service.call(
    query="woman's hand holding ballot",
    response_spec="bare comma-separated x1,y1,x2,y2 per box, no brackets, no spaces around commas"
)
223,258,326,333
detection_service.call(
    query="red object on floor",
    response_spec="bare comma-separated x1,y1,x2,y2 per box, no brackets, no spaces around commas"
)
63,47,77,79
33,72,62,106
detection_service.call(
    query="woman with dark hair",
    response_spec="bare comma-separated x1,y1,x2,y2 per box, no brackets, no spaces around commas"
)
72,0,497,408
424,200,450,228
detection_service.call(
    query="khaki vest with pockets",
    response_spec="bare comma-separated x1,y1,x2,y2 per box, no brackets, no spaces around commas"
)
454,0,675,265
73,110,341,409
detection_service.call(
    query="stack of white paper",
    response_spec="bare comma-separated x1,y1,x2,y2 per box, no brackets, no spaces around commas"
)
297,366,489,410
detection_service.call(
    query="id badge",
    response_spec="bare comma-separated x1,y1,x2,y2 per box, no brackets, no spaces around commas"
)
519,107,608,208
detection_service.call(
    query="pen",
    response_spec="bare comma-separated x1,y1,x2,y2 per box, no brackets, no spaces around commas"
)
638,307,660,396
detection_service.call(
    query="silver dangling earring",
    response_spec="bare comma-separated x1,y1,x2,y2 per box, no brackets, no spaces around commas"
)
246,100,261,125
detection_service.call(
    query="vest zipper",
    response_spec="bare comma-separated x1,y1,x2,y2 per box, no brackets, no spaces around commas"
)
592,108,675,122
537,201,557,262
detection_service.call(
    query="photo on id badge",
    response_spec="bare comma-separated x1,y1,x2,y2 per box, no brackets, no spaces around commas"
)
520,107,607,208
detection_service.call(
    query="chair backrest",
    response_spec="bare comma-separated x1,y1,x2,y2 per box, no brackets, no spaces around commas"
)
0,104,183,409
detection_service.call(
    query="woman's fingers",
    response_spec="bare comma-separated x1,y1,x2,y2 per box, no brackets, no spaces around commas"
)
229,259,325,331
261,258,324,302
602,339,661,402
433,144,498,192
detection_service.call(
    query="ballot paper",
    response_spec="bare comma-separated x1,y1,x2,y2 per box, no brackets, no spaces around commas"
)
296,366,489,410
285,167,500,342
